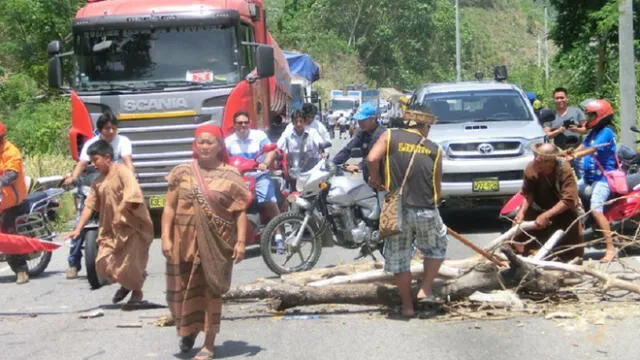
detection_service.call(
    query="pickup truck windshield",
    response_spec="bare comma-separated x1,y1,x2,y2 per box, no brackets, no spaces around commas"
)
422,90,533,123
330,99,357,111
73,24,240,91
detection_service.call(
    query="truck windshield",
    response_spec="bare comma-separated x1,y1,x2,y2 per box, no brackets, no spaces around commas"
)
73,24,239,91
422,90,533,123
330,99,356,111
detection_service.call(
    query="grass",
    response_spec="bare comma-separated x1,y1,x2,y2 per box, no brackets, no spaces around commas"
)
23,154,76,230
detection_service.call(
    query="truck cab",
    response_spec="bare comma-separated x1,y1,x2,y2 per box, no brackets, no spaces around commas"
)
47,0,291,210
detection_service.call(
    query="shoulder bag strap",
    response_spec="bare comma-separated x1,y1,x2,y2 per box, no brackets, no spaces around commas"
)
399,135,426,192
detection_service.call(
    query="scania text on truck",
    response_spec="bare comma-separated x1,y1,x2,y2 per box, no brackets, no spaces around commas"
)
46,0,291,210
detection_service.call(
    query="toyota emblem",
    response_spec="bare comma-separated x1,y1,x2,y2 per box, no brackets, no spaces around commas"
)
477,143,494,154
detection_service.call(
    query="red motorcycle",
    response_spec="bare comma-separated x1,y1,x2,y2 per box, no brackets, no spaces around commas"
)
229,143,289,246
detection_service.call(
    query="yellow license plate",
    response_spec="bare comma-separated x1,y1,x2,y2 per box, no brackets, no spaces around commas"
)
148,195,166,209
472,178,499,192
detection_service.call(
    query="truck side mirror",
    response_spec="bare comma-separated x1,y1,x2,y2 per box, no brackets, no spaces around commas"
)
47,40,62,56
256,45,274,78
48,56,62,89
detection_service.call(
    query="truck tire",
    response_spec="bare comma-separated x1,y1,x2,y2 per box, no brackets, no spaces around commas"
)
84,229,107,289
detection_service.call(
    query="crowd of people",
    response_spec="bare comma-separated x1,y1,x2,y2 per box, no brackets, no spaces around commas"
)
0,86,628,356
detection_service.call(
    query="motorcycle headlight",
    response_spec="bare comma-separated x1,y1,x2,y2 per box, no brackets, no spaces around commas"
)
294,196,312,209
524,137,545,154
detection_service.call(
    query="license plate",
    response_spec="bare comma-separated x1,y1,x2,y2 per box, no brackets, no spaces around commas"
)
148,195,166,209
472,178,500,192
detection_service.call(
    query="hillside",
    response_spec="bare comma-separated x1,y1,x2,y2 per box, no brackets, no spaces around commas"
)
265,0,555,97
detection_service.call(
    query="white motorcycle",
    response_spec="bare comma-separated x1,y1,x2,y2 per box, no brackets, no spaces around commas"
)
260,149,383,275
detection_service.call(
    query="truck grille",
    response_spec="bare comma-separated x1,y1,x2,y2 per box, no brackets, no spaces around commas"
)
117,116,205,195
442,170,524,183
448,141,522,158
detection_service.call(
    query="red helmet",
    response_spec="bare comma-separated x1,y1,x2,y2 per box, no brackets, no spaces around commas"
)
582,99,614,129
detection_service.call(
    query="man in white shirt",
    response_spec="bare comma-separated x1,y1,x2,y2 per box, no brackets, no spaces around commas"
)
279,103,331,144
225,111,280,220
64,112,134,186
277,110,328,173
63,112,134,280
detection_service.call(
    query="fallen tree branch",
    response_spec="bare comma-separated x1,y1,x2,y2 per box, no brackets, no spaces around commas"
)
520,257,640,294
307,263,460,287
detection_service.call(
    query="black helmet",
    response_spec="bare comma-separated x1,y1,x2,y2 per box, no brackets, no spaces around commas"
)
537,108,555,125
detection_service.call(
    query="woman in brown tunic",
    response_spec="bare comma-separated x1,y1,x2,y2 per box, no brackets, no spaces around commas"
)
513,143,584,263
161,124,250,360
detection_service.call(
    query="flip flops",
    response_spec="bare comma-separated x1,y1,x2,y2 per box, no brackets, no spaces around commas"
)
192,349,215,360
416,295,445,306
112,287,131,304
121,300,165,311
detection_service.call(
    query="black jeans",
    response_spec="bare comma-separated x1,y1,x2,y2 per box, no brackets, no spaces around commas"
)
7,255,28,273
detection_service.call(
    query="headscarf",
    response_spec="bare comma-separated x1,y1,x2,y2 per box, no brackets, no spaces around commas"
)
192,124,229,163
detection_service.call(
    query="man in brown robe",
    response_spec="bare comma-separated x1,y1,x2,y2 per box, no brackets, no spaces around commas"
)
66,140,153,305
513,143,584,263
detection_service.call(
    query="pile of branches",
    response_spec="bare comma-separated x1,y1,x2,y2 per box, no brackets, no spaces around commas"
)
224,215,640,313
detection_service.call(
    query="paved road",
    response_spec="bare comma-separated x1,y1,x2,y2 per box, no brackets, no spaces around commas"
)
1,133,638,360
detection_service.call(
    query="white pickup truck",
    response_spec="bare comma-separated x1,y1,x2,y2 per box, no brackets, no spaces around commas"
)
411,81,546,208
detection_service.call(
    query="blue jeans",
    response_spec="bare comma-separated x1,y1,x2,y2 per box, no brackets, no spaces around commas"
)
68,235,84,270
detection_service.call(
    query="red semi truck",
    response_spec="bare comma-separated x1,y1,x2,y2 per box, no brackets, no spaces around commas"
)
47,0,291,209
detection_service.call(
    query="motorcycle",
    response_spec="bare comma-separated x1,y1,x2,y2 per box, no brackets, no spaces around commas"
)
0,175,65,276
260,148,383,275
69,168,104,289
501,127,640,249
229,143,290,246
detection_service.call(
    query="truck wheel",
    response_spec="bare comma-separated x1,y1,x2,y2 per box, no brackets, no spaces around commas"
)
84,229,107,289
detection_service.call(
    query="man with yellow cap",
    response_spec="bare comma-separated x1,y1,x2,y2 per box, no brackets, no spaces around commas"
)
0,122,30,284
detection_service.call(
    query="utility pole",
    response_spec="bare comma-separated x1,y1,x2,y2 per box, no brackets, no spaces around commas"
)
544,6,549,81
619,0,636,149
455,0,461,82
537,33,541,67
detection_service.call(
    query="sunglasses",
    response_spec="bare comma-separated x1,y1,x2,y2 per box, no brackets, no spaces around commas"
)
235,121,250,126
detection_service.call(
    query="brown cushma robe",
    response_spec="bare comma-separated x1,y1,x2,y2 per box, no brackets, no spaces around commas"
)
165,163,250,337
514,160,584,263
85,163,153,291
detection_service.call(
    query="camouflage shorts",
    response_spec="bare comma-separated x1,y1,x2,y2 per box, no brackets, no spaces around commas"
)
383,207,448,274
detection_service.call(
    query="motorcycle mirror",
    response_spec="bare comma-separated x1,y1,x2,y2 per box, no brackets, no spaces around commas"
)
350,148,363,158
320,142,332,150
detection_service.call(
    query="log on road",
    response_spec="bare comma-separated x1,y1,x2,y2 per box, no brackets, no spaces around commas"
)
224,249,559,310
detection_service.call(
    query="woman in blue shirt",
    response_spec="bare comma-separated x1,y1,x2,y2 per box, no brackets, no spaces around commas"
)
566,99,617,262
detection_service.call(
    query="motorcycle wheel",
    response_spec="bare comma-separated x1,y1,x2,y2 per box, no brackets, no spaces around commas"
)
84,229,107,289
27,251,52,277
260,212,323,275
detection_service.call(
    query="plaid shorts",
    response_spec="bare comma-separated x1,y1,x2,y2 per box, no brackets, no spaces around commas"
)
383,207,448,274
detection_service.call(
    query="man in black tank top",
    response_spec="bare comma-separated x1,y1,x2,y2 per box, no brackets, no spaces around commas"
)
367,109,448,318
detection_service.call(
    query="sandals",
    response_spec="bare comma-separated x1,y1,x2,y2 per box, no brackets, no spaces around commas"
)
112,287,131,304
417,295,444,306
192,349,215,360
179,334,197,353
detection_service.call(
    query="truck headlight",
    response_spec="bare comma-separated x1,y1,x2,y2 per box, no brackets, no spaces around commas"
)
523,137,545,154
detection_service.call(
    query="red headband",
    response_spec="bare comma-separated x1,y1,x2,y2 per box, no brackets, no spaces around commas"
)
192,124,229,163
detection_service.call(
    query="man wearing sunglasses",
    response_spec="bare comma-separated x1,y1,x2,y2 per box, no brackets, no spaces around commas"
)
225,111,280,222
